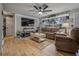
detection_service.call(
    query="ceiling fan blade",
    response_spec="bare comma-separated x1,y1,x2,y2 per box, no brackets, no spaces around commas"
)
43,10,52,12
43,5,48,10
33,6,39,10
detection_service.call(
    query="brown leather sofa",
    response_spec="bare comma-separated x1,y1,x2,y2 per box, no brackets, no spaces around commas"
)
41,27,59,40
55,27,79,53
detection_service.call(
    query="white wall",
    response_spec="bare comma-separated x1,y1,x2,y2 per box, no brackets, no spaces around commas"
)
69,8,79,28
0,4,3,52
75,13,79,27
15,14,39,36
74,9,79,28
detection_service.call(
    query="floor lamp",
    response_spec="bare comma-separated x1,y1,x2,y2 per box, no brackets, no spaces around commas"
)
38,18,42,33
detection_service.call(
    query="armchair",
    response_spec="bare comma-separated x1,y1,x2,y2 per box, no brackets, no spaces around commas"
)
55,27,79,53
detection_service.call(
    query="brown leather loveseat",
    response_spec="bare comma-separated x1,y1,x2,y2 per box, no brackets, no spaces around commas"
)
41,27,59,40
55,27,79,53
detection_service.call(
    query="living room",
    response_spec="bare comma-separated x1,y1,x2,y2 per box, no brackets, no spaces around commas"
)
0,3,79,56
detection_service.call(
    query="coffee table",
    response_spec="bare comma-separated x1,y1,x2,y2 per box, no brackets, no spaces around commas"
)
31,33,46,43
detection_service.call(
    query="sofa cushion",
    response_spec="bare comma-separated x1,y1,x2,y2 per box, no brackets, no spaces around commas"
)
41,27,59,33
71,27,79,43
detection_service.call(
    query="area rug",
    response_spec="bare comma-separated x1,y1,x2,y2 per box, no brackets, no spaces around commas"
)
31,38,54,50
38,39,54,50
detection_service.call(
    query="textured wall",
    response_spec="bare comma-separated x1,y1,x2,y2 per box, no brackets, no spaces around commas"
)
0,4,3,52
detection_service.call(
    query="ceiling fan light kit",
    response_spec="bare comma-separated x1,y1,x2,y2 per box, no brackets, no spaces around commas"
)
38,12,43,15
30,4,52,15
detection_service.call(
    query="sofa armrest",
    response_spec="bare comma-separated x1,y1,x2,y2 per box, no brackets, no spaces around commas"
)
55,35,75,42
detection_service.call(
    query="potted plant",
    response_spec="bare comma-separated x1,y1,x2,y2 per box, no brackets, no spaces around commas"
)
16,31,21,38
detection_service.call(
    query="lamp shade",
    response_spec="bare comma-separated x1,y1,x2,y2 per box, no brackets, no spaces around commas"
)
62,23,69,27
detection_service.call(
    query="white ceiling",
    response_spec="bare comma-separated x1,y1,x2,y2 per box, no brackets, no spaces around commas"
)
3,3,79,18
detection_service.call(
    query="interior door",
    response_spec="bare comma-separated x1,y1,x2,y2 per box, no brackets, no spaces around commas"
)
6,16,13,36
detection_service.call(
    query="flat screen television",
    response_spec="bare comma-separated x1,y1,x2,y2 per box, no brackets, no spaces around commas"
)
21,17,34,26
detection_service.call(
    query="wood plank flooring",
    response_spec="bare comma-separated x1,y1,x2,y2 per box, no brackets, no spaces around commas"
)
2,36,74,56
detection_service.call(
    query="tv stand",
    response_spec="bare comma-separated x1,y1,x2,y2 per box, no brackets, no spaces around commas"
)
23,27,35,32
20,32,30,38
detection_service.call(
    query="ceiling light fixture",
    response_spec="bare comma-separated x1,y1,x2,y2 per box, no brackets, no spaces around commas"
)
38,12,43,15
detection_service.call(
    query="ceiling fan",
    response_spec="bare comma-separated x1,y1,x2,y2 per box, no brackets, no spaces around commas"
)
29,4,52,15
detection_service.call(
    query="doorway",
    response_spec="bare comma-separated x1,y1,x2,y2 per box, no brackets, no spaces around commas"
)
3,18,6,37
3,16,13,37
